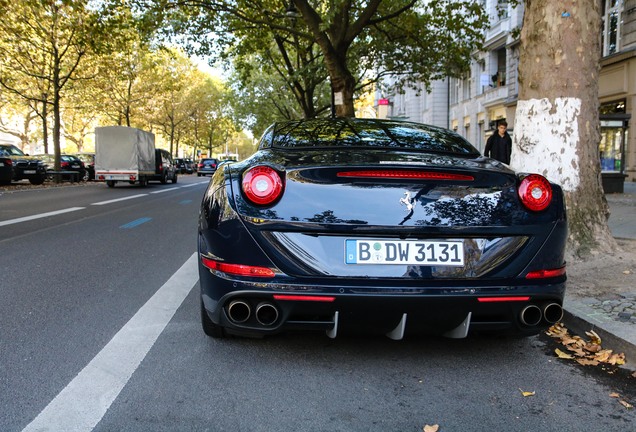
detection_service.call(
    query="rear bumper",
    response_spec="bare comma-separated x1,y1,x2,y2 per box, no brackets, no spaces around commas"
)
199,265,566,338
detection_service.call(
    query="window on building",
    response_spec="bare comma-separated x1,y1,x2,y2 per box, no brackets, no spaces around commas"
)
462,74,471,101
449,77,459,105
489,48,507,88
496,0,509,20
602,0,623,56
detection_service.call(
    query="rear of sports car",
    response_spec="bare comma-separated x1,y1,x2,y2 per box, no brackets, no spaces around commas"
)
198,119,567,339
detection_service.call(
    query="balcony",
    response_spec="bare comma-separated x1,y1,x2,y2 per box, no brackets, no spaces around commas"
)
485,17,510,46
483,85,509,107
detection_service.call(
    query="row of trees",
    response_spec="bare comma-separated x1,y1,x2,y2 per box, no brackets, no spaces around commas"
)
0,1,245,170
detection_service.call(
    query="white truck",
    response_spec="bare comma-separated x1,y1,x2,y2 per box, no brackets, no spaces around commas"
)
95,126,156,187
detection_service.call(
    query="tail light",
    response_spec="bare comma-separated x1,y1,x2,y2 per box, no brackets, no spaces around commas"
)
61,161,69,168
518,174,552,211
337,170,474,181
201,256,275,278
242,166,284,205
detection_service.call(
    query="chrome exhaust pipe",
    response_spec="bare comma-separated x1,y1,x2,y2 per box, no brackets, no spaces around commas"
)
227,300,251,323
543,303,564,324
255,302,279,326
520,305,542,326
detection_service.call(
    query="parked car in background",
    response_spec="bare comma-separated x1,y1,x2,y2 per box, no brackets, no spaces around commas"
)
0,150,13,185
0,144,47,185
198,118,567,340
197,158,218,176
75,153,95,180
149,149,178,184
37,154,87,182
174,157,193,174
186,158,196,173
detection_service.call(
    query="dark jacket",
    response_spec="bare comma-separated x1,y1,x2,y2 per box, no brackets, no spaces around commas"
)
484,132,512,164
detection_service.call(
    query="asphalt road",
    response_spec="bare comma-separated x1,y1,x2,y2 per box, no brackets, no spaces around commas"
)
1,177,634,432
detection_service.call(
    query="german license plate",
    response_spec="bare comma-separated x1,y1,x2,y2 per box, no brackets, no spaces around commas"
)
71,164,80,168
345,239,464,266
23,170,36,174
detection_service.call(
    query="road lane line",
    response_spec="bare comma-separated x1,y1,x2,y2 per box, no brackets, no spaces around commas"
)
22,253,199,432
91,194,148,206
150,187,179,194
0,207,85,227
181,182,208,188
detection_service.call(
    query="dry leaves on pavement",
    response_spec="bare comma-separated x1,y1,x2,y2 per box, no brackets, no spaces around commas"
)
423,424,439,432
609,392,634,409
546,323,626,367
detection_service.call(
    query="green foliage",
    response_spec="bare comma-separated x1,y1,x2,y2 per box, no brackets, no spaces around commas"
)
136,0,487,121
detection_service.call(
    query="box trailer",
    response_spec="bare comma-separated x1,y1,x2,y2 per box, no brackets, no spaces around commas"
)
95,126,155,187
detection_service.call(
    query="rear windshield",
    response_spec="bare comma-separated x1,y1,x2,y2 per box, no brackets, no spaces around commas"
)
262,119,480,156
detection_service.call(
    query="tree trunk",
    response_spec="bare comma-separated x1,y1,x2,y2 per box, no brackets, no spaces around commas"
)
41,98,49,154
330,72,356,118
512,0,615,259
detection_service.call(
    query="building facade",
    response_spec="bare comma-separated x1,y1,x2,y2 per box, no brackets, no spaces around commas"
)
377,0,636,188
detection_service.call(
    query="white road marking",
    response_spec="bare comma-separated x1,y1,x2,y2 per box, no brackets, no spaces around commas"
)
0,207,85,227
91,194,148,206
22,253,199,432
150,187,180,194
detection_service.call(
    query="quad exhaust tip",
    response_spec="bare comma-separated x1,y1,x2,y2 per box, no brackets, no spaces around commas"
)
543,303,564,324
227,300,251,323
520,305,542,327
255,302,279,326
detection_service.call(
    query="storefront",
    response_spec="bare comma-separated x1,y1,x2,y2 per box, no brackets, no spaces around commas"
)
599,100,630,193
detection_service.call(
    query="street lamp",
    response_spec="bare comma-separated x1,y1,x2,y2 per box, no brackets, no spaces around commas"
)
285,1,301,26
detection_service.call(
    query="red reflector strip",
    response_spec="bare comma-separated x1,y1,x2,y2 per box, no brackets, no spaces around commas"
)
337,170,474,181
478,296,531,303
201,256,275,278
273,294,336,302
525,267,566,279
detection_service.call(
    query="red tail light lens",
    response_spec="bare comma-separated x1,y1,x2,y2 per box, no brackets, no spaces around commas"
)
242,166,284,205
525,266,566,279
518,174,552,211
337,170,474,181
201,256,275,278
61,161,69,168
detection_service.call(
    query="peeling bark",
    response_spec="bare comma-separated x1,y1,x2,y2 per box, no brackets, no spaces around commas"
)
513,0,615,260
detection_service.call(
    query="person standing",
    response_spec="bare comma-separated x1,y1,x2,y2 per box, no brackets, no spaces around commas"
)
484,121,512,164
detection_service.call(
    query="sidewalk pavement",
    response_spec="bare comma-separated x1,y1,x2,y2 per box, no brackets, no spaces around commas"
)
563,181,636,370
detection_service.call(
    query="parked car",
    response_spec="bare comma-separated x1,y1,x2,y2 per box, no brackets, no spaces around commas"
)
174,157,193,174
0,151,13,185
0,144,47,185
198,118,567,339
197,158,218,176
149,148,177,184
74,153,95,180
186,158,196,173
37,154,87,182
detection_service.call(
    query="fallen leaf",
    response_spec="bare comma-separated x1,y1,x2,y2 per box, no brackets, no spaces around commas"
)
607,353,625,365
632,371,636,378
423,425,439,432
519,389,535,397
555,348,574,359
594,350,613,363
623,270,631,275
584,343,601,353
585,330,602,345
619,400,633,409
576,358,599,366
609,392,620,398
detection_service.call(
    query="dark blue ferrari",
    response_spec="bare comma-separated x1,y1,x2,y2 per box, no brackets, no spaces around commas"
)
198,118,567,339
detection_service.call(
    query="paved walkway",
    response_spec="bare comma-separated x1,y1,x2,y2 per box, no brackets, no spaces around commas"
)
563,181,636,370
